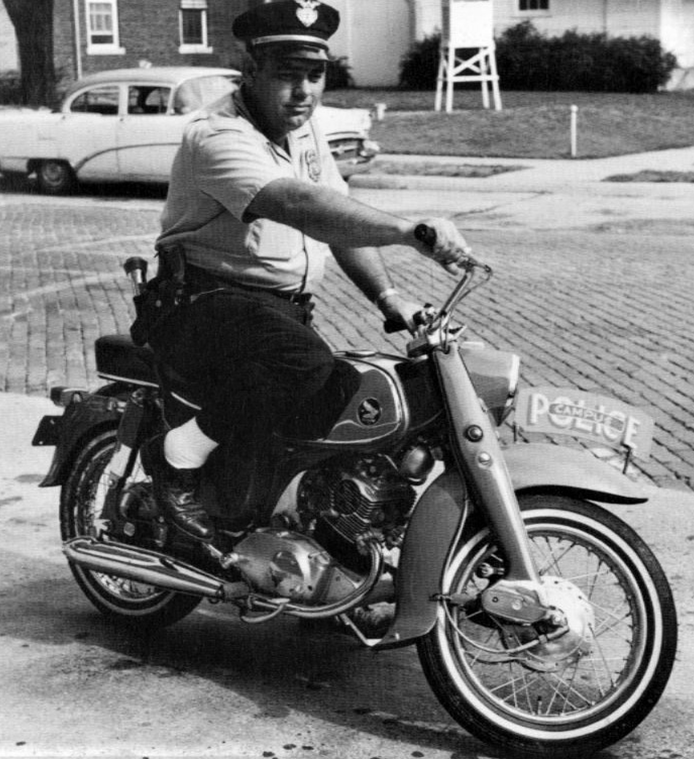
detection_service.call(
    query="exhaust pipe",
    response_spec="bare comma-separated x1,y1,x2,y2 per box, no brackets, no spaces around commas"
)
64,537,248,601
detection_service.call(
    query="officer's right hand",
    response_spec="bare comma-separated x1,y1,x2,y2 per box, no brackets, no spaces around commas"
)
410,218,474,275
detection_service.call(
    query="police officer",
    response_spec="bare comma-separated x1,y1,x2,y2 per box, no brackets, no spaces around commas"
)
143,0,474,543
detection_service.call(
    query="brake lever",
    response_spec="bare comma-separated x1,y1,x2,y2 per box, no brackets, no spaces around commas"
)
383,304,435,335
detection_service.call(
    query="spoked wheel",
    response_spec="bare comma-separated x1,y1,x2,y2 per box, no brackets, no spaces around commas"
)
35,159,76,195
418,494,677,759
60,429,201,628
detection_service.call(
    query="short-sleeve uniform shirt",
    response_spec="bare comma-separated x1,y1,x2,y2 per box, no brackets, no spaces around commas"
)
157,89,348,293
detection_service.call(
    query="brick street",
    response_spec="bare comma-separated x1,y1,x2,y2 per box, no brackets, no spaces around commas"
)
0,180,692,492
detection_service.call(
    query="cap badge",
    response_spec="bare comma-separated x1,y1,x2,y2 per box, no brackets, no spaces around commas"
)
295,0,320,28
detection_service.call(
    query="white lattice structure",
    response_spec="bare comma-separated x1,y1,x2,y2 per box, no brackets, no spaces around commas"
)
435,0,502,111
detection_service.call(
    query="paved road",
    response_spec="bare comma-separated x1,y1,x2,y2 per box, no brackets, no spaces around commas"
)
0,175,692,491
1,173,694,758
1,393,693,759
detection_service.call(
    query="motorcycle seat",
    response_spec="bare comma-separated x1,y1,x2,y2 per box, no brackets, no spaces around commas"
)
95,334,203,427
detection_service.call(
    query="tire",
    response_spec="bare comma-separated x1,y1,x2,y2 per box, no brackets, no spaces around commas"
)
60,428,201,628
417,494,677,759
35,159,76,195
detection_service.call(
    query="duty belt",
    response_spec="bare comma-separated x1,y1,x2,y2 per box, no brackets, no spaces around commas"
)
186,264,312,305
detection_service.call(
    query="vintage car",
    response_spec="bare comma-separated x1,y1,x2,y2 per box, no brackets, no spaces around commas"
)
0,66,378,194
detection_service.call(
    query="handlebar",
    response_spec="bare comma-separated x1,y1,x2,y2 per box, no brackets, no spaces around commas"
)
383,224,492,334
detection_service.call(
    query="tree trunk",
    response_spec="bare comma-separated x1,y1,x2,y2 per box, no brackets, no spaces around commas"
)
3,0,56,106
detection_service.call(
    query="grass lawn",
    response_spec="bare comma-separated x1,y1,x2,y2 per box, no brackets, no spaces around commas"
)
322,89,694,159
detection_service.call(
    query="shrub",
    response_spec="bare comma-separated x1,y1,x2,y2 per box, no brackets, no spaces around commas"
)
0,70,22,105
399,32,442,90
495,22,678,92
326,55,354,89
398,22,678,93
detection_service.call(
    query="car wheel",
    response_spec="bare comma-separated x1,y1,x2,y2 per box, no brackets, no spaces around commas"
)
36,160,76,195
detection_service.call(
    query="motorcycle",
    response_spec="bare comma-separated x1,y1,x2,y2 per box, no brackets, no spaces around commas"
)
32,229,676,758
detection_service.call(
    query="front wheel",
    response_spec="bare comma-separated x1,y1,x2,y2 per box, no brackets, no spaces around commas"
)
60,428,201,628
418,494,677,759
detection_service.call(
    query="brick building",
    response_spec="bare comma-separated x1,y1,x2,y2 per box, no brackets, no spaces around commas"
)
52,0,257,84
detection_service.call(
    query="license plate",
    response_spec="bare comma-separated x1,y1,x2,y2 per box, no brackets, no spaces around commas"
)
514,387,654,460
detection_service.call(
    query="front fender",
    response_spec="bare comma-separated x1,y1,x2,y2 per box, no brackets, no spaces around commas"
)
375,443,647,649
376,470,467,649
504,442,648,504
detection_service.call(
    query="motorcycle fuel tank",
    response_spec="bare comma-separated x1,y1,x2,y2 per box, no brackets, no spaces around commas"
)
277,352,439,449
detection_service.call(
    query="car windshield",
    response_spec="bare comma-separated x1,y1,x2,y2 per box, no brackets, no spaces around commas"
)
172,75,236,114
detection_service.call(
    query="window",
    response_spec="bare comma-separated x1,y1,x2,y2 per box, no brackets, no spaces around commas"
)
519,0,549,10
85,0,125,54
127,86,172,115
179,0,213,53
70,85,120,115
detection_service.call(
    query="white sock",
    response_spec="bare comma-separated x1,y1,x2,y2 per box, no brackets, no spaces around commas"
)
164,417,219,470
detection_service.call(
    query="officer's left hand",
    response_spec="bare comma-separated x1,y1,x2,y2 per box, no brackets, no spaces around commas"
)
377,292,422,333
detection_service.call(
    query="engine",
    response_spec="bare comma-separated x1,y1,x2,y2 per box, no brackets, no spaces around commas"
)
297,454,417,553
226,456,416,609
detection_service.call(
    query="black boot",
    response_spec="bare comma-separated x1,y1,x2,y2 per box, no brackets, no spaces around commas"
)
141,434,215,543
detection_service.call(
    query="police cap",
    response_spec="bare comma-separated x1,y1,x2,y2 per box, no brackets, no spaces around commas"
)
233,1,340,61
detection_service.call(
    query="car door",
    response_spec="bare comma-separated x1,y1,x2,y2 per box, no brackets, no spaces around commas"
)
57,84,122,179
116,85,186,181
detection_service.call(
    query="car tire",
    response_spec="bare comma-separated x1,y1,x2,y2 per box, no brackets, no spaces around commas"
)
36,159,76,195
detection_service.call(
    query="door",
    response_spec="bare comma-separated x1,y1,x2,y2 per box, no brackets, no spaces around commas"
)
58,84,121,178
116,85,186,181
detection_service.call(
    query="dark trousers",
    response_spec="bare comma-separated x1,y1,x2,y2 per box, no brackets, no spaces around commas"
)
149,288,335,447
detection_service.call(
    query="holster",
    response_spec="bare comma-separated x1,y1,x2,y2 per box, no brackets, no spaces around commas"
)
130,245,189,347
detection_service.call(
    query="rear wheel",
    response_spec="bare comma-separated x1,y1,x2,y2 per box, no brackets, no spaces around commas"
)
60,428,201,628
418,494,677,758
35,159,76,195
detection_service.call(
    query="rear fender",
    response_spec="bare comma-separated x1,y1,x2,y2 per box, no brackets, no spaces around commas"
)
375,443,648,649
32,393,123,487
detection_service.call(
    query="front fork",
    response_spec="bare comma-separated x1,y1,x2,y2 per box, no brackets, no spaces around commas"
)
434,347,547,625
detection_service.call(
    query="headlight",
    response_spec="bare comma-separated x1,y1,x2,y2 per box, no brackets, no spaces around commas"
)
461,343,521,426
361,139,380,157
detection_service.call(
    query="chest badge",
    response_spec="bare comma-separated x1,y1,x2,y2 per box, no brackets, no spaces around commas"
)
305,148,321,182
296,0,320,27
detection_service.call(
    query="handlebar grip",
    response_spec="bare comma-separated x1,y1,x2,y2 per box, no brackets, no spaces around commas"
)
414,223,437,248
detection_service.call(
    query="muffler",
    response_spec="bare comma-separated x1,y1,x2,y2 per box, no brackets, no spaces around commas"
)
64,537,248,601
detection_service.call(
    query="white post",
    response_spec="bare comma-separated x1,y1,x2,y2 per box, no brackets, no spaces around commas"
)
570,104,578,158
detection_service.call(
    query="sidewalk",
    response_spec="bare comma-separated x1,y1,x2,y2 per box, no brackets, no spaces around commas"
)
354,145,694,191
